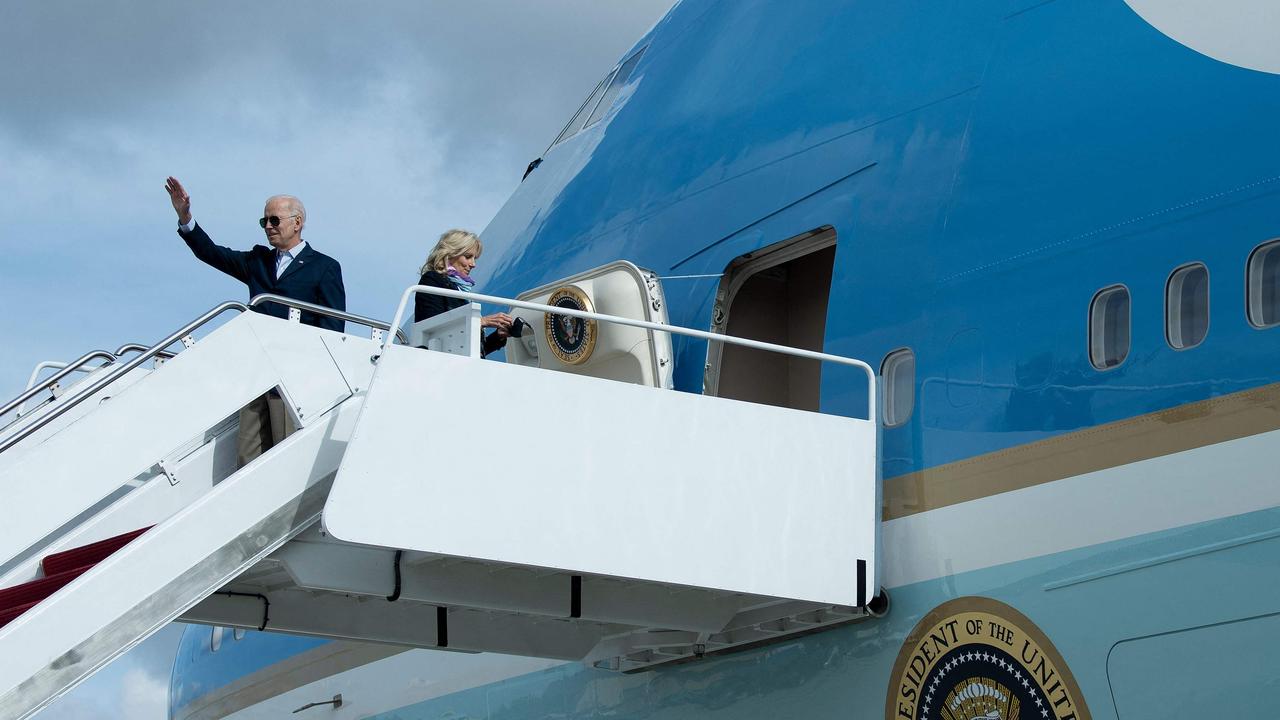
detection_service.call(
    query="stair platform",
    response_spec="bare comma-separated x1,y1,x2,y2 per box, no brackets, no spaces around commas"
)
312,315,879,670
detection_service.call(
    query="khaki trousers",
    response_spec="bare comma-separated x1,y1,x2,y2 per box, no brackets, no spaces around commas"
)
237,391,296,468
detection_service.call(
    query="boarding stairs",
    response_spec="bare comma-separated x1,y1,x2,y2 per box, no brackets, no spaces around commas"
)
0,263,880,720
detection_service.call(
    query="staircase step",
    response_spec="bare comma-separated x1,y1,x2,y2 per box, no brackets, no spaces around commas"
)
0,601,39,629
41,526,151,576
0,527,154,629
0,565,94,616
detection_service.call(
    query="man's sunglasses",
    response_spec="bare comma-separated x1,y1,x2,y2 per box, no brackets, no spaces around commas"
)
259,214,300,229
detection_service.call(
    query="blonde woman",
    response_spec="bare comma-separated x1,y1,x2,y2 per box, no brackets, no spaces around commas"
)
415,229,514,356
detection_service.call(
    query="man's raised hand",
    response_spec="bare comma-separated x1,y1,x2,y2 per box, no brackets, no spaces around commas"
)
165,176,192,226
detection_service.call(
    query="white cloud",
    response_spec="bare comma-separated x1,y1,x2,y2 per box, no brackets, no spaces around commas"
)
121,667,170,719
31,667,167,720
32,696,100,720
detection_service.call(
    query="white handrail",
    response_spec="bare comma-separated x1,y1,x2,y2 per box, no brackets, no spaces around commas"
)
386,285,877,420
24,362,75,392
248,293,409,344
15,361,94,418
0,301,248,455
1,351,116,421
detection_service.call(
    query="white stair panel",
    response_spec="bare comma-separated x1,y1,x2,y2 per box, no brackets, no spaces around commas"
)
245,319,356,425
324,343,877,607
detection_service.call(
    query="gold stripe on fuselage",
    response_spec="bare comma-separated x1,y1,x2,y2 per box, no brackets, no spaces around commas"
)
883,382,1280,521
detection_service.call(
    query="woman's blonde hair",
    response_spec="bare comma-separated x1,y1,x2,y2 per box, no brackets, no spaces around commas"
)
420,229,482,275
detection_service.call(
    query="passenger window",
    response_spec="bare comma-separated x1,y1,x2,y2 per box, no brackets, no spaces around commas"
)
1089,285,1130,370
1166,263,1209,349
1247,239,1280,328
585,47,647,127
881,349,915,427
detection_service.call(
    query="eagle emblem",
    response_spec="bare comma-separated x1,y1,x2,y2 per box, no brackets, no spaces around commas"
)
544,286,597,365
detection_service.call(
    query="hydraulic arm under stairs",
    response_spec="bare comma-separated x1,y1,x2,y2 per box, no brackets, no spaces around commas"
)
0,288,880,719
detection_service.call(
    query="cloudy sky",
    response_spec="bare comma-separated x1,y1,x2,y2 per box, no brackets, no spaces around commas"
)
2,1,674,717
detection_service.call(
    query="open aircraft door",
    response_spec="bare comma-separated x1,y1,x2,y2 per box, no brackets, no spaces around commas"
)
506,261,674,389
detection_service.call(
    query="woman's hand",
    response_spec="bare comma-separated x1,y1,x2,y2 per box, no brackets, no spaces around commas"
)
481,312,514,333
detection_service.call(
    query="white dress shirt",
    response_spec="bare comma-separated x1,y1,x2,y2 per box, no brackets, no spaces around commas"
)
274,241,307,279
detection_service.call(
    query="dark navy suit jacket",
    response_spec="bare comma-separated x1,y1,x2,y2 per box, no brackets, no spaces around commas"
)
180,223,346,332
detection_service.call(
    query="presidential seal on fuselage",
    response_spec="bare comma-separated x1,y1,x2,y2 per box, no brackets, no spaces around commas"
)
886,597,1090,720
544,286,597,365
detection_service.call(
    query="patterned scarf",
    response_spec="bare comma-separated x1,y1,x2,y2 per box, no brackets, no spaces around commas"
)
445,266,476,292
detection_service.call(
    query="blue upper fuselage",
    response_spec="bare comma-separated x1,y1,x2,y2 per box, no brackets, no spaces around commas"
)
477,0,1280,478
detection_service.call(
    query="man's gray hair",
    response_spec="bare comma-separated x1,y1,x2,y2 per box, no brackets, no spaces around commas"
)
267,194,306,225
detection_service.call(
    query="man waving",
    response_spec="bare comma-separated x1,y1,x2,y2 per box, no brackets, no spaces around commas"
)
164,176,347,466
165,176,345,331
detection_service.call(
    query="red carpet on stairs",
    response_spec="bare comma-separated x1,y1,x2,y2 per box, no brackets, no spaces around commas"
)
0,602,37,628
41,526,151,576
0,565,94,610
0,526,151,629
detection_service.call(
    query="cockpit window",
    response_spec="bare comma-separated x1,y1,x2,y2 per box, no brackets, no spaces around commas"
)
552,75,610,147
550,46,648,149
585,46,647,128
